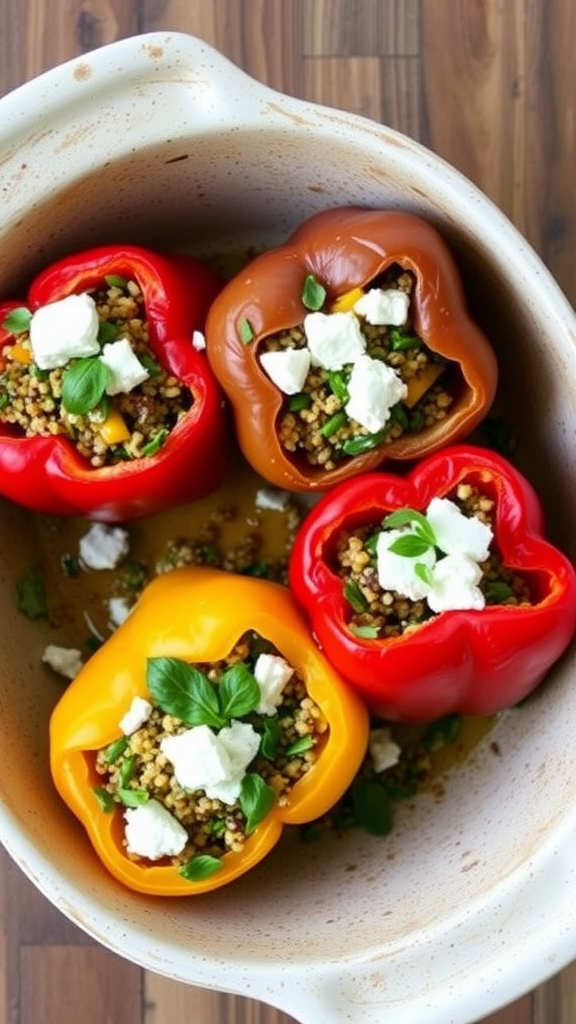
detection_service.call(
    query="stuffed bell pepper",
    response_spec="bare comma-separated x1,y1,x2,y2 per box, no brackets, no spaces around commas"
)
289,445,576,722
0,244,227,521
206,207,498,491
49,567,369,896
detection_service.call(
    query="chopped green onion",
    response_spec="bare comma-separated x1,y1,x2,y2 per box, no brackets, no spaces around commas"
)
105,274,128,289
320,410,348,438
285,735,314,756
288,392,312,412
349,623,379,639
327,369,350,403
93,786,115,813
341,431,387,456
343,578,369,613
390,328,420,351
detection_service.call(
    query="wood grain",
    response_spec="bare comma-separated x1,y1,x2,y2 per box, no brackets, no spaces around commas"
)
0,2,574,1022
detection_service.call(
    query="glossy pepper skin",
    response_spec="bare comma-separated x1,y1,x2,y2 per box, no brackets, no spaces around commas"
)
205,207,498,492
49,567,369,896
289,445,576,723
0,245,226,522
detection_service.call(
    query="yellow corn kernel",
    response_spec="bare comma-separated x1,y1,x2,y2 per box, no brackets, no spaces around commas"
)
99,407,131,445
404,363,445,409
330,287,365,314
10,342,32,365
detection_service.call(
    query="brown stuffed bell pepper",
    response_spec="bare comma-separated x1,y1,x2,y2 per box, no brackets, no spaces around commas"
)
205,207,498,492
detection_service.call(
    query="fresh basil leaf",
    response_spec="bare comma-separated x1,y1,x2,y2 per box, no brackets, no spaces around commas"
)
93,786,115,813
218,663,260,721
387,533,432,558
348,623,379,639
414,561,434,586
61,357,111,415
238,317,255,344
179,854,223,882
351,778,394,836
2,306,32,334
146,657,223,727
97,320,120,345
105,274,128,289
343,578,369,613
260,716,281,760
118,787,149,807
301,274,327,312
16,566,48,620
103,736,129,764
383,508,436,546
239,773,276,833
285,735,314,757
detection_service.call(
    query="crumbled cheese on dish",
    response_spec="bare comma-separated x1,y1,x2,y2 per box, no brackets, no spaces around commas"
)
108,595,132,628
192,329,206,351
304,310,366,370
123,799,188,860
29,292,100,370
376,528,436,601
253,653,294,716
259,347,311,395
255,487,291,511
353,287,410,327
79,522,130,570
119,695,153,735
426,553,485,613
99,337,150,395
369,726,401,773
41,644,83,680
426,497,493,562
160,720,260,804
344,354,408,433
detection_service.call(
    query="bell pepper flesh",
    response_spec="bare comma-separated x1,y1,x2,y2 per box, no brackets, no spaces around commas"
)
205,206,498,491
49,567,369,895
289,445,576,722
0,245,227,522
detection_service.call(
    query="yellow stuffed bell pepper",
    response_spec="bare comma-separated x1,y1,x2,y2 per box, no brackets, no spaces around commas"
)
49,567,369,896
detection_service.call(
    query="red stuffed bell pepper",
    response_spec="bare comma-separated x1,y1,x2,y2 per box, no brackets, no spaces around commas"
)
206,206,498,492
289,444,576,722
0,245,226,522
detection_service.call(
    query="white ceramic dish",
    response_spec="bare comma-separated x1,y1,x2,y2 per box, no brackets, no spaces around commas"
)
1,32,576,1024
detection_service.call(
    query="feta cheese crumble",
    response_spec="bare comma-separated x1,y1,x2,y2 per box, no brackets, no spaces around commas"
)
376,528,436,601
369,726,402,773
192,329,206,351
344,354,408,433
29,292,101,370
426,497,492,562
254,652,294,715
79,522,130,570
99,337,150,396
304,310,366,370
353,287,410,327
42,644,83,680
119,695,153,735
107,595,132,628
259,347,311,394
160,720,261,804
123,799,188,860
255,487,291,511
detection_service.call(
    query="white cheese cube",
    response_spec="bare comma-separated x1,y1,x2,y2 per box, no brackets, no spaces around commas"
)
254,652,294,715
304,311,366,370
259,347,311,395
376,528,436,601
42,644,83,680
426,497,493,562
119,695,153,735
29,292,100,370
353,287,410,327
108,595,132,628
160,720,260,804
192,329,206,351
255,487,291,512
79,522,130,570
369,726,401,773
99,337,149,395
344,354,407,433
427,553,485,613
123,799,188,860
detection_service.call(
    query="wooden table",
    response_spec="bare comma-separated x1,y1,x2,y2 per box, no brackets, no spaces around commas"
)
0,2,574,1022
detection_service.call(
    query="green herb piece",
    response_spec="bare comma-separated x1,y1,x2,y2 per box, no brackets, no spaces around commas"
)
119,755,137,788
390,403,409,429
179,854,223,882
364,532,380,558
146,657,223,728
103,736,129,764
260,716,281,759
30,365,49,381
484,580,515,604
140,352,162,376
60,552,80,578
16,566,48,620
383,507,437,559
343,578,369,613
218,663,261,720
239,773,276,833
285,735,314,757
140,428,168,458
119,560,148,595
288,392,312,412
104,274,128,289
387,533,432,558
301,274,327,312
327,369,350,403
238,317,255,344
320,410,348,438
93,786,115,813
341,431,387,456
414,561,434,586
349,623,379,639
409,409,425,431
61,357,111,415
383,507,436,545
242,560,269,578
2,306,32,334
0,393,9,411
118,787,149,808
390,328,420,352
97,320,120,345
423,713,462,752
350,778,394,836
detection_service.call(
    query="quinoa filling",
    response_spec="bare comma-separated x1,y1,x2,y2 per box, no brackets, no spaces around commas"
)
334,483,532,639
0,279,192,467
260,265,454,469
92,631,327,878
